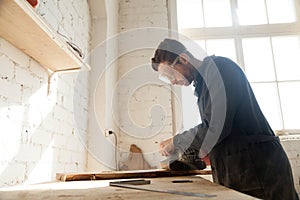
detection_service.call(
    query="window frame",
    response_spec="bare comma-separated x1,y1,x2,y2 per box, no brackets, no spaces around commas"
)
174,0,300,134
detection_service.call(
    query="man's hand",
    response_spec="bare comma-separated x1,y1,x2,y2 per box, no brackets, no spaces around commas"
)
160,137,175,156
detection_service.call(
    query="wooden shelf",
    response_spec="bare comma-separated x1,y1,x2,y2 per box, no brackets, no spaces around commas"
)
0,0,90,72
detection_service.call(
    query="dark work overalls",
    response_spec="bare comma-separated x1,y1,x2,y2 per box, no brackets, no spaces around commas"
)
173,56,299,200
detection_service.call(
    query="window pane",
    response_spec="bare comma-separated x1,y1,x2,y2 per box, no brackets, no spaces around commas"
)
195,40,206,51
272,36,300,81
278,82,300,129
177,0,204,29
266,0,296,24
181,85,201,130
179,39,207,60
251,83,282,130
206,39,237,62
203,0,232,27
237,0,267,25
242,37,276,82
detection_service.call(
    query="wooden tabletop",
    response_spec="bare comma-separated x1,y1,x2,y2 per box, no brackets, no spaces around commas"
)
0,175,259,200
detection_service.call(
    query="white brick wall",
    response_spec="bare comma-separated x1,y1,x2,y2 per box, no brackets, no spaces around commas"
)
0,0,91,186
117,0,172,168
119,0,168,30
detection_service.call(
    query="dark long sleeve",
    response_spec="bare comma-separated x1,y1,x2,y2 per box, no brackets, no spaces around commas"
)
173,56,245,155
172,56,298,200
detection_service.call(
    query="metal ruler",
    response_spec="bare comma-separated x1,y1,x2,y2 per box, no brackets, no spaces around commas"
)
109,179,217,198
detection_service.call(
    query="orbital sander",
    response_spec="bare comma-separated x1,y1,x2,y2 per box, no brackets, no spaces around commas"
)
160,148,207,171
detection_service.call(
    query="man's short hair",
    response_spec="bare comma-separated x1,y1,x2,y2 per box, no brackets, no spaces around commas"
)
151,38,188,71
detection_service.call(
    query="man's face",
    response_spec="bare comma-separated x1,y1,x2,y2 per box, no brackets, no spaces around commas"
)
157,57,193,86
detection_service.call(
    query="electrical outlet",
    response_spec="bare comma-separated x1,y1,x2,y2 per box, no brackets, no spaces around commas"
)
104,129,110,137
104,129,113,137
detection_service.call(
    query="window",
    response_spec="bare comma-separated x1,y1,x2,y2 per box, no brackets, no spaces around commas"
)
177,0,300,132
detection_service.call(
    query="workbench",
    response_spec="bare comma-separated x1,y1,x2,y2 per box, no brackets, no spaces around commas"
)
0,174,259,199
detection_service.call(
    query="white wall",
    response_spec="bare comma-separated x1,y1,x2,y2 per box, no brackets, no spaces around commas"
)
87,0,120,171
0,0,91,186
87,0,180,170
117,0,175,168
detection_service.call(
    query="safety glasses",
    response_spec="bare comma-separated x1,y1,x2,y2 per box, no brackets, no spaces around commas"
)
158,56,180,84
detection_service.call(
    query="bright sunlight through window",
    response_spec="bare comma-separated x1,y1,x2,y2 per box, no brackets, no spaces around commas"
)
177,0,300,132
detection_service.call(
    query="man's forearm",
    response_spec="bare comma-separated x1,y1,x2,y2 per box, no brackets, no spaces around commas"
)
173,123,208,152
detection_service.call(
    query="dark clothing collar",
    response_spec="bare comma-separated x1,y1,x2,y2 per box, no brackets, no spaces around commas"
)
193,55,216,97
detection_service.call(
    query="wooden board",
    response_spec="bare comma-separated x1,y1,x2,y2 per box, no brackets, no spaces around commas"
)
56,169,212,181
0,0,89,72
0,176,259,200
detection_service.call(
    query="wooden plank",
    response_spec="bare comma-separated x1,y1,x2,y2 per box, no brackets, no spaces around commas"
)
0,0,89,72
56,169,212,181
0,176,259,200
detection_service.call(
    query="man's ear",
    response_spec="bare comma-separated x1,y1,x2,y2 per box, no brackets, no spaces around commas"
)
179,53,189,65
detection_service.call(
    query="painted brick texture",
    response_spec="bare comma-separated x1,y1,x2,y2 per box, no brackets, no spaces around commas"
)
117,0,172,168
0,0,90,186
